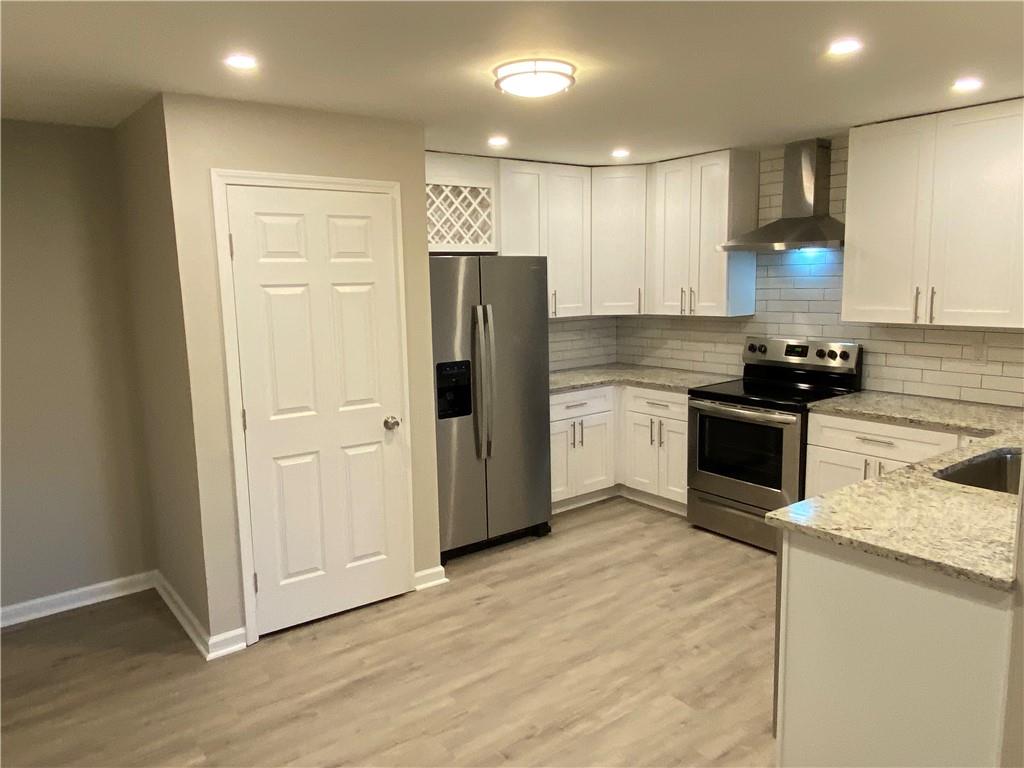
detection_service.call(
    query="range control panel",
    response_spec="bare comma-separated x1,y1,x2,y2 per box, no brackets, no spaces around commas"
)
436,360,472,419
742,337,861,371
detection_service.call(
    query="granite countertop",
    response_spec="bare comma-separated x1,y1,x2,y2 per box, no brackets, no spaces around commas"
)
549,363,731,395
768,390,1023,591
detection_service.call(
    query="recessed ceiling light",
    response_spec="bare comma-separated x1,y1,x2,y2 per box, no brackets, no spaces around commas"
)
611,148,631,159
952,76,983,93
827,37,863,56
487,135,509,149
494,59,576,98
224,53,258,72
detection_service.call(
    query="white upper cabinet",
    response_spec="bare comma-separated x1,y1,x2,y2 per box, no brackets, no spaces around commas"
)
425,153,498,253
843,99,1023,328
842,115,936,324
645,150,758,317
498,160,547,257
592,165,647,315
547,164,592,317
929,100,1023,328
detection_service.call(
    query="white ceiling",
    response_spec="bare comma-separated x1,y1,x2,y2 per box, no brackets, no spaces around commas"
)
2,2,1021,165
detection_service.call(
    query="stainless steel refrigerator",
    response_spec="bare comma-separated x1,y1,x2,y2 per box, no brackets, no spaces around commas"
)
430,255,551,555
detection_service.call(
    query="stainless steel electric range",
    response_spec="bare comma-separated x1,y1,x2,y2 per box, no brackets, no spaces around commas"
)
686,337,862,552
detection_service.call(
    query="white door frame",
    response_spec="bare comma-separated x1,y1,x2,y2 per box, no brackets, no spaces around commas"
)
210,168,414,645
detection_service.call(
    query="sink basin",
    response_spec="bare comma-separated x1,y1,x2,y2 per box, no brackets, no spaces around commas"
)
934,448,1021,494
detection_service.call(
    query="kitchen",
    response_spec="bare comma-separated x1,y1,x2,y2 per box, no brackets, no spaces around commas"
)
1,3,1022,767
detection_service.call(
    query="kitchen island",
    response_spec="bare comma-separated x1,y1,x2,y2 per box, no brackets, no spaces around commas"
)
767,391,1022,767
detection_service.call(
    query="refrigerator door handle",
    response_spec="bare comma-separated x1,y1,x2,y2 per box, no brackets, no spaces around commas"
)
484,303,497,458
472,304,487,459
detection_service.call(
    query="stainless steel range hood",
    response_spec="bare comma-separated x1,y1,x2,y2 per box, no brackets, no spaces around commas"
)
720,138,844,252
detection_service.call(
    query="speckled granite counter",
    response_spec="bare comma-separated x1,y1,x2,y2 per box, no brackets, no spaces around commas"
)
768,391,1023,591
549,364,730,395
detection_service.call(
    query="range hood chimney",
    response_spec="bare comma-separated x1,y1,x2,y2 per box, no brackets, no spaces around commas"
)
720,138,844,252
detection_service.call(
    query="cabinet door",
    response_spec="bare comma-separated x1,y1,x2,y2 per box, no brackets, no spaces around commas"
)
645,158,691,315
842,116,936,323
805,445,873,497
550,418,574,502
592,165,647,315
499,160,547,257
622,411,659,493
548,164,592,317
929,100,1024,328
574,413,616,494
657,417,688,503
876,458,908,477
689,151,733,316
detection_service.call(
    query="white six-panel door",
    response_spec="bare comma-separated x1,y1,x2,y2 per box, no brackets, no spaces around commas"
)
227,184,412,635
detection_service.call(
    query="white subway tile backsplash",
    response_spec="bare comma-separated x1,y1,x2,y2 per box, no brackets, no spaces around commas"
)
550,136,1024,407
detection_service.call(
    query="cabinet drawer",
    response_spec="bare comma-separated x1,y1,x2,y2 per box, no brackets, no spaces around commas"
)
623,387,688,419
808,414,958,463
550,386,614,420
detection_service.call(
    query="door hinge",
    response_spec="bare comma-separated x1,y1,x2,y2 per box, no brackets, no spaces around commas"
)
253,572,259,593
242,408,247,431
228,233,235,260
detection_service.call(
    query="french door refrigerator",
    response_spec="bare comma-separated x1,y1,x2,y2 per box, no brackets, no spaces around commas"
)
430,255,551,555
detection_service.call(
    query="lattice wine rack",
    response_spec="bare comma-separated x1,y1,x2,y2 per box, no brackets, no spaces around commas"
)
426,184,495,250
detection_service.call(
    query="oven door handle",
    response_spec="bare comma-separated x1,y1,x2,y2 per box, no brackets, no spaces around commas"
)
690,399,798,426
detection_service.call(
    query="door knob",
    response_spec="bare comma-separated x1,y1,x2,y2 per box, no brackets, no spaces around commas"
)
383,416,401,431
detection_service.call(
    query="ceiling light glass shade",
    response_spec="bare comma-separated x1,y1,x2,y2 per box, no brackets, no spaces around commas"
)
224,53,258,71
952,76,983,92
827,37,863,56
494,60,576,98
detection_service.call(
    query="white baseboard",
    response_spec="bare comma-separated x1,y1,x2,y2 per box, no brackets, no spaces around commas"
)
1,570,157,628
152,572,246,661
553,485,687,518
413,565,449,591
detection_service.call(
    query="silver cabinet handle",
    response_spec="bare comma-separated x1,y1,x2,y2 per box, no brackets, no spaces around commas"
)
565,401,588,409
483,304,497,458
571,420,576,449
690,399,798,425
579,419,584,447
913,286,921,323
863,458,870,479
637,287,642,314
855,435,896,447
551,290,557,317
929,286,936,324
658,419,664,447
645,400,669,408
649,418,654,445
680,287,685,315
384,416,401,430
690,287,696,315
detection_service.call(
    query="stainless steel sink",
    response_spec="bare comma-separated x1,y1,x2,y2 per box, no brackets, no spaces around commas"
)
934,448,1021,494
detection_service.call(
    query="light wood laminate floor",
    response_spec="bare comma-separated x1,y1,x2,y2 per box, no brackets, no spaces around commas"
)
2,499,777,767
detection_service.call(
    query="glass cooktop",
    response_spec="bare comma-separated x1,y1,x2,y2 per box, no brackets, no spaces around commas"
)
688,377,856,414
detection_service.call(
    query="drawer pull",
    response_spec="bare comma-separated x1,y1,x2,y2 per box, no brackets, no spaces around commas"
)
863,458,870,480
650,418,654,445
645,400,670,408
855,436,896,447
565,402,588,409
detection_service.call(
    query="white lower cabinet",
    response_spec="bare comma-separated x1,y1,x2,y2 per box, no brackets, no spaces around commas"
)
550,410,615,501
658,416,689,503
805,414,954,497
622,412,688,502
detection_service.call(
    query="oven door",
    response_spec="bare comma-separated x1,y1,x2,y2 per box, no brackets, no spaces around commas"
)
687,398,803,510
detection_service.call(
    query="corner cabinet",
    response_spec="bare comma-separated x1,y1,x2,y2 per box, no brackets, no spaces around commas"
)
591,165,648,315
645,150,759,317
498,161,592,317
842,99,1023,328
425,153,498,253
549,390,615,502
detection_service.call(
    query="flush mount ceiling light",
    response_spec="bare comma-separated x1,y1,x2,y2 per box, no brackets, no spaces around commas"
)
487,135,510,148
224,52,258,72
611,148,631,159
952,76,984,93
827,37,864,56
494,59,576,98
